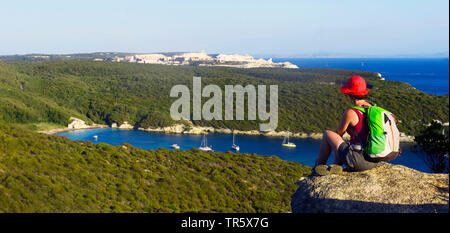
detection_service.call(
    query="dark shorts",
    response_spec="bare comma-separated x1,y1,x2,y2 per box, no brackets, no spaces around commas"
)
337,141,380,172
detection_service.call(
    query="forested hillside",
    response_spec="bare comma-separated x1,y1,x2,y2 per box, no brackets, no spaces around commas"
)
0,122,309,212
0,61,448,135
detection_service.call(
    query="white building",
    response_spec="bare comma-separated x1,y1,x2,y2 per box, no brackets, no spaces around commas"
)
124,55,136,62
135,54,168,64
112,57,124,62
215,54,255,62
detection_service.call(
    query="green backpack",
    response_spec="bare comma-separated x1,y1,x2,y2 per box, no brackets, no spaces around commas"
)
352,105,401,161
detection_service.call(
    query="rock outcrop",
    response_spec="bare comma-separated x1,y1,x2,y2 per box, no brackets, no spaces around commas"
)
138,124,186,134
67,117,89,129
291,163,449,213
118,121,134,129
39,117,107,135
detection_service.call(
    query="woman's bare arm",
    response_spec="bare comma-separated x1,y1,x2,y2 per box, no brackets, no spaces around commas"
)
336,109,357,136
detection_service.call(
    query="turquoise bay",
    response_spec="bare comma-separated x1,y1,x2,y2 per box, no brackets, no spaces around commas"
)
56,128,429,173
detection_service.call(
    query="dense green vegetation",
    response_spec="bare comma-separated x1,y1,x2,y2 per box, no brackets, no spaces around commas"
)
0,122,309,212
0,61,448,135
414,122,449,173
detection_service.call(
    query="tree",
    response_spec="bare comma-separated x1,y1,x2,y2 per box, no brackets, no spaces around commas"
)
414,121,449,173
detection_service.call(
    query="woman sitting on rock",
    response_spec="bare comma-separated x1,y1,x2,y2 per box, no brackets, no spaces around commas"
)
314,75,379,175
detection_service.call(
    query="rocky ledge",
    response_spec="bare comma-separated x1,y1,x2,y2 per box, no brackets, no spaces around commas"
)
291,163,449,213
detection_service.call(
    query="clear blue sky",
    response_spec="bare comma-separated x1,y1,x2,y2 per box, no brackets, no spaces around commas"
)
0,0,448,57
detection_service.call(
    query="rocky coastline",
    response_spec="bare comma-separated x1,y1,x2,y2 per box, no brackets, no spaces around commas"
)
41,117,416,142
137,123,415,142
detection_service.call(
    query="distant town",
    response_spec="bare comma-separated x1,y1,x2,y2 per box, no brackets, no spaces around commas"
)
0,51,299,69
110,51,299,69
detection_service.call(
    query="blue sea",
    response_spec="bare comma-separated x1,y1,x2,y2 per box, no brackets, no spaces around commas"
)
273,58,449,95
57,128,430,173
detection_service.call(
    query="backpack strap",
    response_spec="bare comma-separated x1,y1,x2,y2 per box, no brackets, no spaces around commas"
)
352,102,377,113
351,105,369,113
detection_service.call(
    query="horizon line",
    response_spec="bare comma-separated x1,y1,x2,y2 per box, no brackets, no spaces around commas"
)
0,51,448,59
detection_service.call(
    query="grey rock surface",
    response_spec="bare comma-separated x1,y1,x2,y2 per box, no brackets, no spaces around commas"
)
291,163,449,213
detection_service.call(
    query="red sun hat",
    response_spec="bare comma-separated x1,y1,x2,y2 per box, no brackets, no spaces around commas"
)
340,76,370,96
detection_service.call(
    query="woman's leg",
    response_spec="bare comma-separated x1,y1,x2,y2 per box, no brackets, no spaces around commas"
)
316,130,345,165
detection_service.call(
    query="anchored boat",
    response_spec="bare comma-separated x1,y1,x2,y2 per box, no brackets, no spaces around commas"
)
231,131,240,151
199,134,213,151
282,130,296,148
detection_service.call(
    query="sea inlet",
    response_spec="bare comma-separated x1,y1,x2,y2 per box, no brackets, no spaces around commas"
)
56,128,430,173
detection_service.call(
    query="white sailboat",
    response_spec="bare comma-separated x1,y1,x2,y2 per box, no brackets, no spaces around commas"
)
282,130,296,148
170,144,180,150
199,134,213,151
231,131,240,151
93,135,98,140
